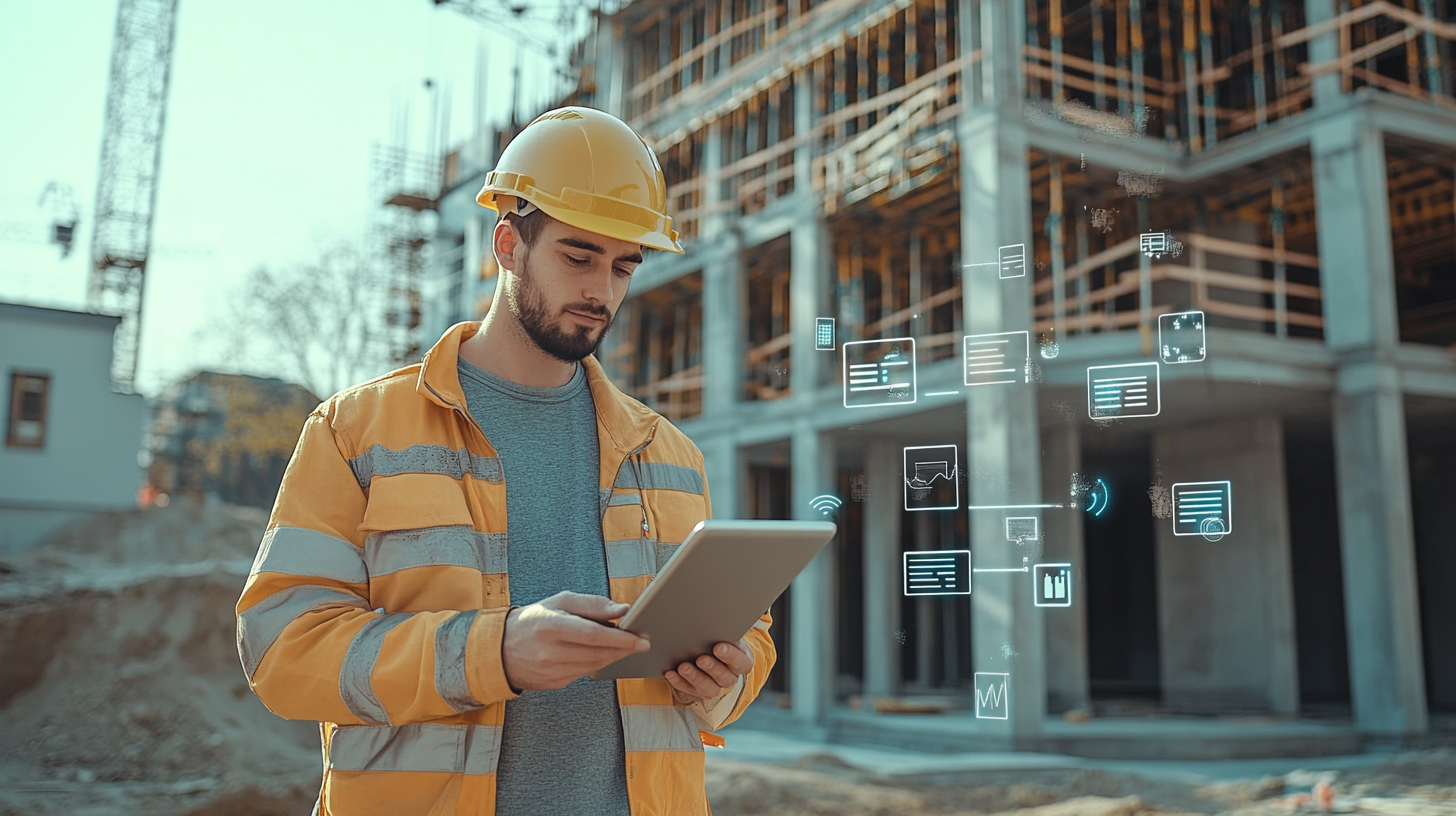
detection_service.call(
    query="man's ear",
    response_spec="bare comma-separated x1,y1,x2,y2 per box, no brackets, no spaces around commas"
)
493,219,520,273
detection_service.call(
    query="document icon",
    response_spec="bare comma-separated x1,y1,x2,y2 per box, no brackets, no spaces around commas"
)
843,338,917,408
998,244,1026,278
903,549,971,596
1172,481,1232,539
963,331,1030,387
1087,362,1161,418
904,445,959,511
1159,310,1206,363
974,672,1009,719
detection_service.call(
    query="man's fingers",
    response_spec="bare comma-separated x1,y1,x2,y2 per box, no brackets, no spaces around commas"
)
713,641,754,675
692,655,738,688
671,663,722,699
546,591,630,622
552,614,649,651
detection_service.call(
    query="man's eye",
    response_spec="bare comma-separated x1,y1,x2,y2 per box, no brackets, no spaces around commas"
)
614,267,634,277
566,255,590,265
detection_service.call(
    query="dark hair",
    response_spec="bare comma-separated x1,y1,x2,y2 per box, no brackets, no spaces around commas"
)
502,208,546,248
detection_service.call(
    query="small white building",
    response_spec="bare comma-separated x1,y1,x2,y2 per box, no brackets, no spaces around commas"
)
0,302,146,553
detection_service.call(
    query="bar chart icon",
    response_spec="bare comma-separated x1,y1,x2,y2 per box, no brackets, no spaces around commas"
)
843,338,917,408
1172,481,1233,538
963,331,1030,387
903,549,971,596
1087,362,1161,418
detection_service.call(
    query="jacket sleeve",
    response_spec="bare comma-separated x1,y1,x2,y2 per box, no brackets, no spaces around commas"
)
235,403,518,726
693,464,776,732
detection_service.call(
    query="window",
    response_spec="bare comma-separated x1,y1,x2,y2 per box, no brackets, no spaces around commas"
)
6,372,50,448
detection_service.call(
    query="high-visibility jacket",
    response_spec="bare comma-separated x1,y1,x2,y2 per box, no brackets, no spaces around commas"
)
235,321,775,816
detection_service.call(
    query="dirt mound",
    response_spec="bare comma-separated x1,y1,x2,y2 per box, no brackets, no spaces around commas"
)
8,497,268,571
0,502,315,815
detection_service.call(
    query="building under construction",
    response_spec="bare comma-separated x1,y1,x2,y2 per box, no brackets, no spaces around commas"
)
428,0,1456,754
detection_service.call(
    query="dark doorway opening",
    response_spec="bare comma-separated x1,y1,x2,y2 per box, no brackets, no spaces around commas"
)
1284,428,1352,711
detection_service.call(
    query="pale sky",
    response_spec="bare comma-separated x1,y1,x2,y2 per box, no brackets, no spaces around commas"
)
0,0,565,395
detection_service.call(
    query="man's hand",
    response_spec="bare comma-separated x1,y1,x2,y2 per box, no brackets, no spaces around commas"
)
664,639,753,704
502,591,650,691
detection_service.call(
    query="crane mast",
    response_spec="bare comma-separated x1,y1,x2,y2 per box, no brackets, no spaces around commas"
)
88,0,179,390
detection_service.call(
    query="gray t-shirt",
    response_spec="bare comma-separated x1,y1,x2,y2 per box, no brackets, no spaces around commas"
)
457,358,630,816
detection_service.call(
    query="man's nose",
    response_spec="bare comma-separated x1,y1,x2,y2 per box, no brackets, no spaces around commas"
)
582,265,615,304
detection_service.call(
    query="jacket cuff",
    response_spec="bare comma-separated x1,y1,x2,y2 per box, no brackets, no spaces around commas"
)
465,606,520,705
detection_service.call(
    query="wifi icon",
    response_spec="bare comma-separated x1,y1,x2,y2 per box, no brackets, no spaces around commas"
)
810,495,843,516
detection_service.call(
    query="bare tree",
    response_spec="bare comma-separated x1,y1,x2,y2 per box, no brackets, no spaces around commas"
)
224,240,397,398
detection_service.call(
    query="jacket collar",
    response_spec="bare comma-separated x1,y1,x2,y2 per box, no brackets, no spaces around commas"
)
417,321,658,455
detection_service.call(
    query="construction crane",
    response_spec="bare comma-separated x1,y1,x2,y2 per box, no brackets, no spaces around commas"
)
88,0,179,390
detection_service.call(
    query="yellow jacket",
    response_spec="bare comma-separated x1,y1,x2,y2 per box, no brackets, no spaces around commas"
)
236,322,775,815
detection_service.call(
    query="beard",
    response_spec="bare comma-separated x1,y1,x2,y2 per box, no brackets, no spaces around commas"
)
506,254,615,363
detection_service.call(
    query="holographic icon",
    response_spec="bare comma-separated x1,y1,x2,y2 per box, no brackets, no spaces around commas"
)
1172,481,1232,540
1005,517,1039,543
816,317,836,351
903,550,972,596
1033,563,1072,607
1087,362,1161,419
809,495,843,517
963,331,1031,387
998,244,1026,278
904,445,959,511
843,338,917,408
1159,310,1206,364
974,672,1010,719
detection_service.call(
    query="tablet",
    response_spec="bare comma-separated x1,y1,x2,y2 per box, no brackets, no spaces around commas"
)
590,519,837,680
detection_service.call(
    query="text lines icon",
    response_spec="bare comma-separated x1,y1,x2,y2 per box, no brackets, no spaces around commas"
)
904,445,959,511
974,672,1010,719
997,244,1026,278
963,331,1030,387
903,550,971,596
816,317,836,351
1159,310,1206,364
843,338,917,408
1033,563,1073,607
1087,361,1161,419
1172,481,1232,539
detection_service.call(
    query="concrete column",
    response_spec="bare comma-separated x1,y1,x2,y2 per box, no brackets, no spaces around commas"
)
1040,424,1089,714
701,237,743,414
1152,417,1300,715
1303,0,1345,106
702,436,741,521
790,420,837,727
863,440,902,700
957,106,1046,746
1313,113,1428,736
789,207,828,399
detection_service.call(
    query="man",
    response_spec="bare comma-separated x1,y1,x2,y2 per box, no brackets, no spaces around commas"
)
236,107,775,816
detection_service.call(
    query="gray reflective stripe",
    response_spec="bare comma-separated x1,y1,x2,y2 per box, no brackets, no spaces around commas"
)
365,526,508,576
752,618,771,631
620,705,703,752
604,538,656,579
250,526,366,583
433,609,479,712
339,613,411,726
348,444,502,488
598,488,614,518
607,492,642,506
604,538,680,578
613,462,704,494
329,723,503,774
238,585,368,678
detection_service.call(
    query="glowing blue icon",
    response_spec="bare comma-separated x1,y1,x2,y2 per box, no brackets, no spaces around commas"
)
1088,362,1161,419
1033,563,1072,607
974,672,1010,719
1172,481,1232,539
1159,310,1206,364
843,338,917,408
810,495,843,516
1084,478,1111,516
903,549,972,596
904,445,959,511
816,317,836,351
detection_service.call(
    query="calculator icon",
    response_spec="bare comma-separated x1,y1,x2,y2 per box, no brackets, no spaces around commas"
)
816,317,836,351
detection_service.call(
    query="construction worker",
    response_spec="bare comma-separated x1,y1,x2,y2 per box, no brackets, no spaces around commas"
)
235,107,775,815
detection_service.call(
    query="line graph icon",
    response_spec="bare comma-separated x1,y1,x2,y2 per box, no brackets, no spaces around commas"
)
904,445,959,511
974,672,1010,719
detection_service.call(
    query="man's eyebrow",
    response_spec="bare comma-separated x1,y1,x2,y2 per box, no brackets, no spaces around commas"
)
557,237,642,265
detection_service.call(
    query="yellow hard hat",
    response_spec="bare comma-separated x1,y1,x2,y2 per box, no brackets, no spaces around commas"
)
477,107,684,254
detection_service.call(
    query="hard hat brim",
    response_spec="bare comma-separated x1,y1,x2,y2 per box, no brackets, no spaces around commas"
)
477,179,685,254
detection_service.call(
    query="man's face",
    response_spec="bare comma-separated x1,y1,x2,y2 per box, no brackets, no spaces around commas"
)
502,216,642,363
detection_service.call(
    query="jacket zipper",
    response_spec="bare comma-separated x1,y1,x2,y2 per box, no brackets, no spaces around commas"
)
625,422,659,536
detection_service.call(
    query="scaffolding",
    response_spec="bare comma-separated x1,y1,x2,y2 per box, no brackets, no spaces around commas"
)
371,144,442,366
